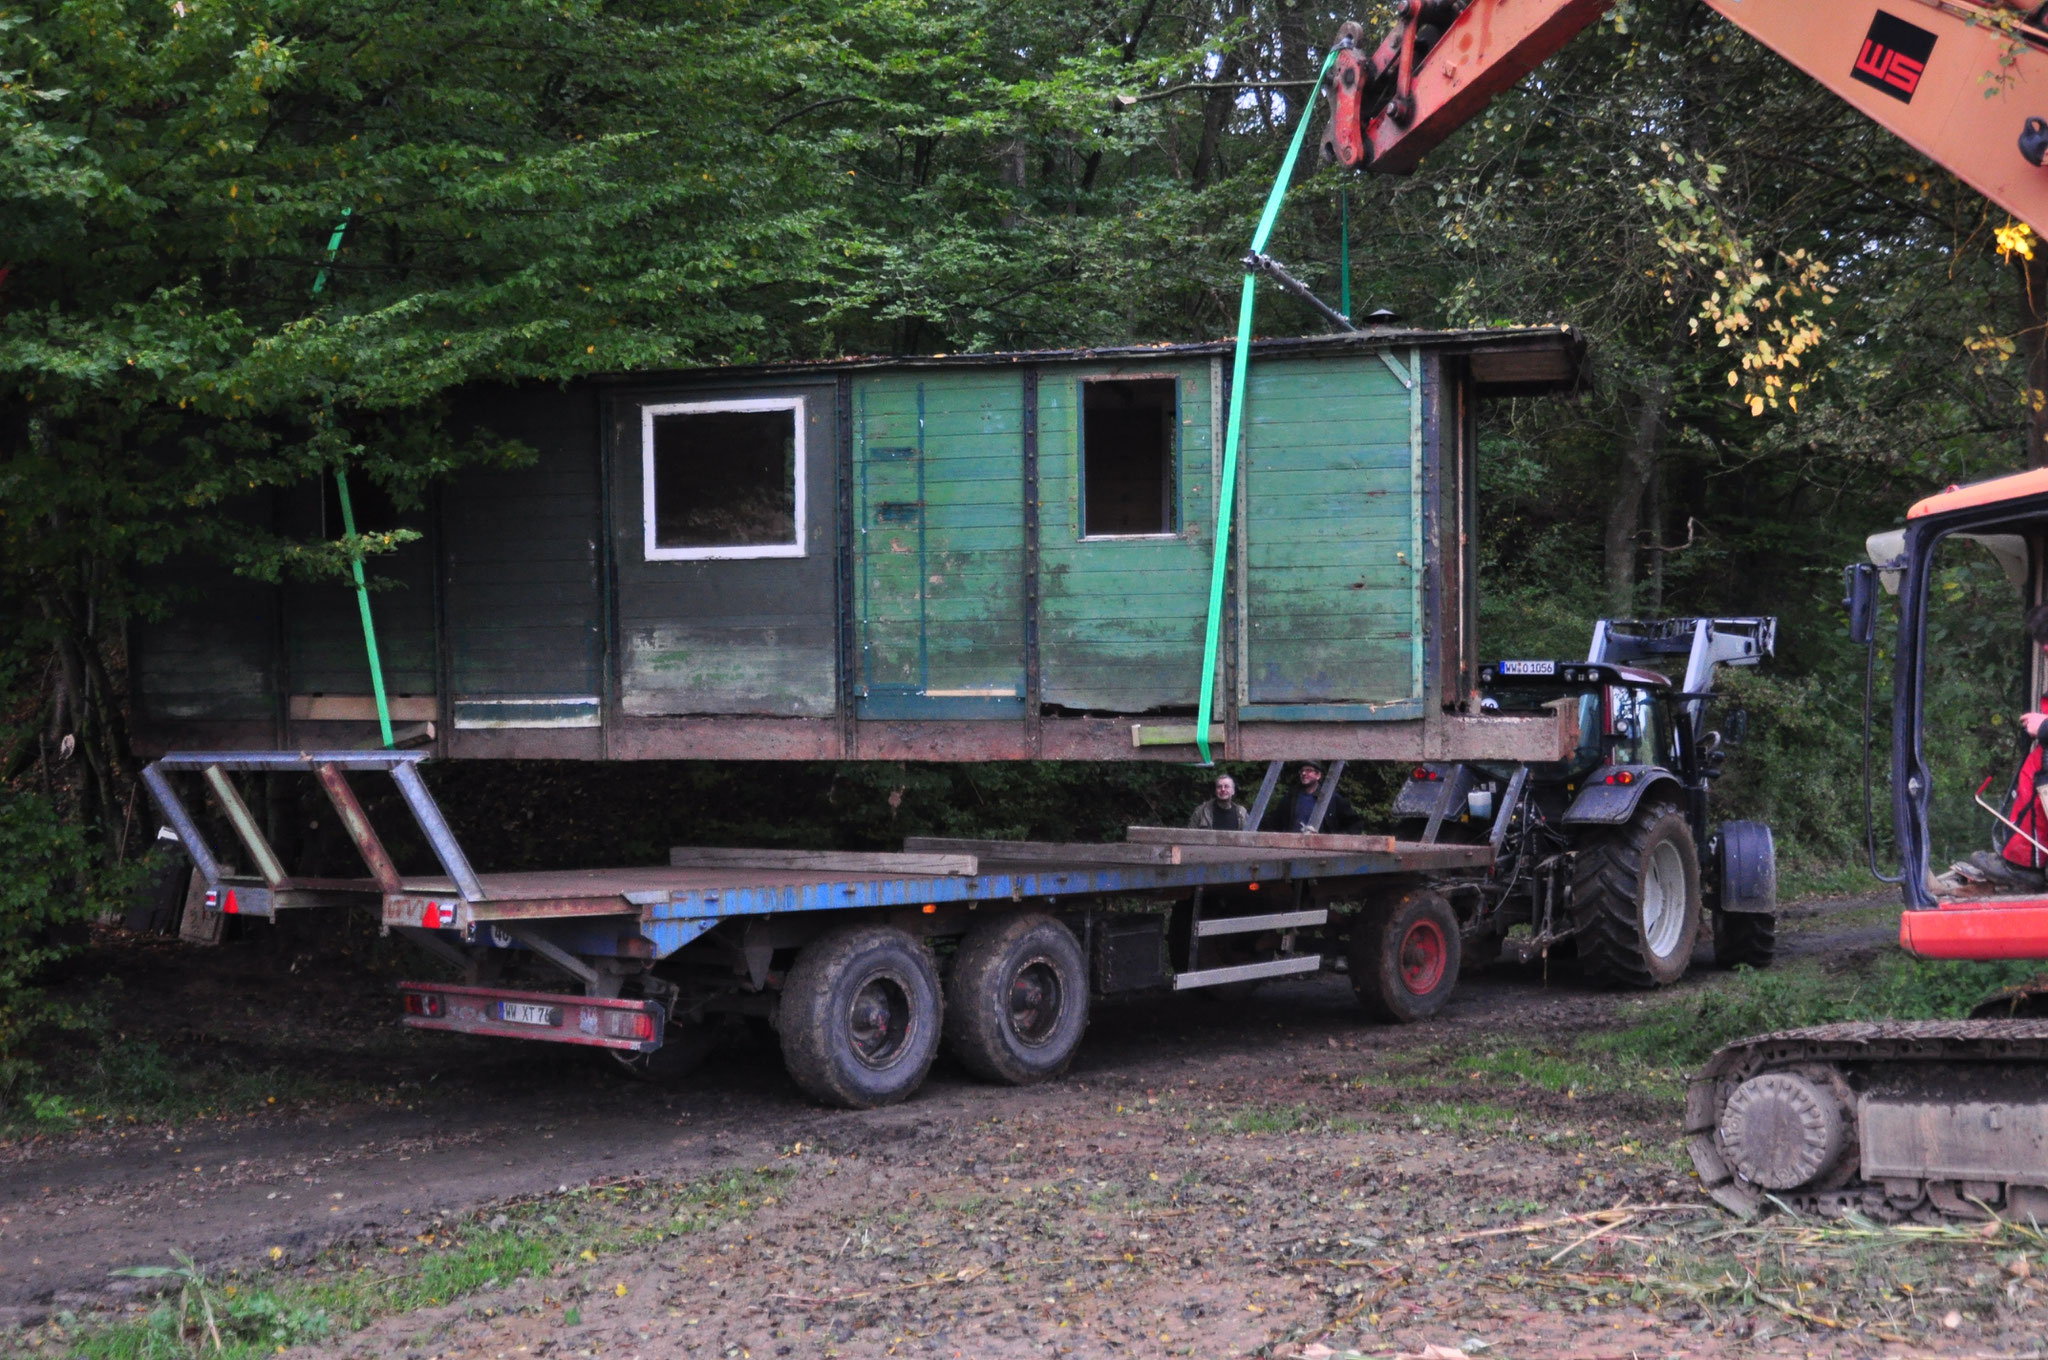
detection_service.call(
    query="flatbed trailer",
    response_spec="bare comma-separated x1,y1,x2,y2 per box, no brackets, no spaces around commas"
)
145,750,1489,1107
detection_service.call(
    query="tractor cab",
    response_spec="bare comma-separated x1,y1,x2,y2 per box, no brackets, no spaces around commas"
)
1398,619,1774,846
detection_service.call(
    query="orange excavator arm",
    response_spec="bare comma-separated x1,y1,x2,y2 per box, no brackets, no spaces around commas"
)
1336,0,2048,231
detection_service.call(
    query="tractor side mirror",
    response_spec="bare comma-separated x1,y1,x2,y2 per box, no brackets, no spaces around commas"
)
1723,709,1750,749
1844,562,1878,646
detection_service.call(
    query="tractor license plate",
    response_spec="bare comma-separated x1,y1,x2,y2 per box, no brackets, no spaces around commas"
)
1498,660,1556,676
497,1001,562,1028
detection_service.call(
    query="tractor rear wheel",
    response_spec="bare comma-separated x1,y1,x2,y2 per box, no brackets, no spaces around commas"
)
1572,802,1701,988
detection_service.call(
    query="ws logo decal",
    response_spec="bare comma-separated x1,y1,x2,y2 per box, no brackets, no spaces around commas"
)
1852,10,1936,103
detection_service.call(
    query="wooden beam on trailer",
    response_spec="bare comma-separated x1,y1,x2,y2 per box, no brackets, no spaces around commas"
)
902,837,1184,866
668,847,979,876
1125,826,1397,853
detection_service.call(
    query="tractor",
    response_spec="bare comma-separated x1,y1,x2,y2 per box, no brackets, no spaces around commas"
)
1392,617,1779,988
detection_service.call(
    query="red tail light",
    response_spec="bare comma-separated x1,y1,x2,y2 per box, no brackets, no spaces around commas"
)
601,1010,655,1041
404,992,445,1018
1411,766,1442,781
1603,770,1635,785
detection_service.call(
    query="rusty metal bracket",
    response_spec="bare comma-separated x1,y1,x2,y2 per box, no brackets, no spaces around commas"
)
315,762,403,893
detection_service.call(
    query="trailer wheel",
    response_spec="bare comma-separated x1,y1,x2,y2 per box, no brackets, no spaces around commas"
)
780,925,941,1109
1349,890,1461,1023
944,914,1089,1085
1711,910,1776,970
1573,802,1701,988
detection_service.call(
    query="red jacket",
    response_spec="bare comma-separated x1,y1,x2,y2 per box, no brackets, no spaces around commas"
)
2004,719,2048,868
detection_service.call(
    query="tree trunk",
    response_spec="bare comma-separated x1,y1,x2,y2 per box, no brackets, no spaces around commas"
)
1603,371,1670,616
2017,249,2048,468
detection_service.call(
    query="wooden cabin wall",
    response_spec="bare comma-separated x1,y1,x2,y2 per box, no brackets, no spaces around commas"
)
852,371,1027,720
1239,353,1421,720
607,380,838,725
1036,361,1216,714
442,387,605,757
128,338,1589,762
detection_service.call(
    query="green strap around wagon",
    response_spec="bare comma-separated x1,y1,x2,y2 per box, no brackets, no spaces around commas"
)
1194,50,1338,764
310,206,395,749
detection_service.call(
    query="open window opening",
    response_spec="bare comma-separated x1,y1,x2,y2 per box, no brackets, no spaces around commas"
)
1081,378,1177,538
1920,530,2035,892
642,397,804,561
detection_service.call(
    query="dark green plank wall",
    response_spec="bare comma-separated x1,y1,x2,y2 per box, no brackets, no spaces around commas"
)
280,486,438,698
1242,355,1419,708
443,388,604,700
133,542,280,726
612,383,839,717
1038,363,1213,712
854,373,1025,714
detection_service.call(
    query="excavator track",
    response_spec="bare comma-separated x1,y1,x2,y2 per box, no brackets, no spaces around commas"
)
1686,1020,2048,1221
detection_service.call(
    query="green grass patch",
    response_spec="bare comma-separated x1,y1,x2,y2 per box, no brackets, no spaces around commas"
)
1587,954,2046,1068
31,1169,782,1360
1380,1098,1518,1134
0,1034,385,1139
1777,859,1882,902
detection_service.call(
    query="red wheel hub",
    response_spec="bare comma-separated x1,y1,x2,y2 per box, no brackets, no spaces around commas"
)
1399,918,1447,994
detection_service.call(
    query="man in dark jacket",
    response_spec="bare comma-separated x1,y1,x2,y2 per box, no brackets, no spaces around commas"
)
1283,762,1363,834
1189,774,1250,830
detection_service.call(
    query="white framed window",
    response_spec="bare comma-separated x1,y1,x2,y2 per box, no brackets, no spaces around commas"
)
641,396,806,561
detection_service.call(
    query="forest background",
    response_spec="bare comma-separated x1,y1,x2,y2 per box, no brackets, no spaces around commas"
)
3,0,2043,1004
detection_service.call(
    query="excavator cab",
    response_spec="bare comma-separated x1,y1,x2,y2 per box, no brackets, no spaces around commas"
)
1859,469,2048,959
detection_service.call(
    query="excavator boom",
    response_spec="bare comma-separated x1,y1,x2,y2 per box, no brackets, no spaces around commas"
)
1351,0,2048,231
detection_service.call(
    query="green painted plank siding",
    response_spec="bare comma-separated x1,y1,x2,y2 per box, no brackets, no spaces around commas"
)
1038,364,1212,713
855,372,1025,712
1243,356,1419,707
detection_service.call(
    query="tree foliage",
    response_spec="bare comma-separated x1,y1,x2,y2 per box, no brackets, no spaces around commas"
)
2,0,2043,878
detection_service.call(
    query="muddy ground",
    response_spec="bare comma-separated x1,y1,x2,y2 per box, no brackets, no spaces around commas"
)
9,896,2048,1358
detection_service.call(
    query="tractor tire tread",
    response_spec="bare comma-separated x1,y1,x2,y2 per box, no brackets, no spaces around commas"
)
1571,801,1701,990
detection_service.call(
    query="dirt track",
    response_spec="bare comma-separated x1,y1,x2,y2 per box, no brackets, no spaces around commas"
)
8,896,2041,1357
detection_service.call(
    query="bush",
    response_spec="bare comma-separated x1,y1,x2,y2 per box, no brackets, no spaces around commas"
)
0,791,127,1104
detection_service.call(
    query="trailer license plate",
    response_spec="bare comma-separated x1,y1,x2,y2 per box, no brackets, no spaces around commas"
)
1498,660,1556,676
498,1001,562,1028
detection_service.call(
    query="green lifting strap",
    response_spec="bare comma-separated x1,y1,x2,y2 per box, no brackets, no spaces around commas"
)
1194,51,1337,764
310,207,394,749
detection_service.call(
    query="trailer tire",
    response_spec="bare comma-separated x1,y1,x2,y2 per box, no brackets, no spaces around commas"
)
1572,802,1701,988
1711,910,1777,970
944,914,1089,1085
780,925,941,1109
1349,889,1461,1023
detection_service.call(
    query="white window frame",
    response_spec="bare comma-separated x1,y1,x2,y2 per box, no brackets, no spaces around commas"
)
641,396,807,561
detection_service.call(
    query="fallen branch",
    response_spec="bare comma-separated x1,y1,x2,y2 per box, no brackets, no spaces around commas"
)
770,1264,989,1307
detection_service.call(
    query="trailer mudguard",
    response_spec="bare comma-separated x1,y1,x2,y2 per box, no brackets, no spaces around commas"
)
1712,819,1777,914
1559,766,1679,826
